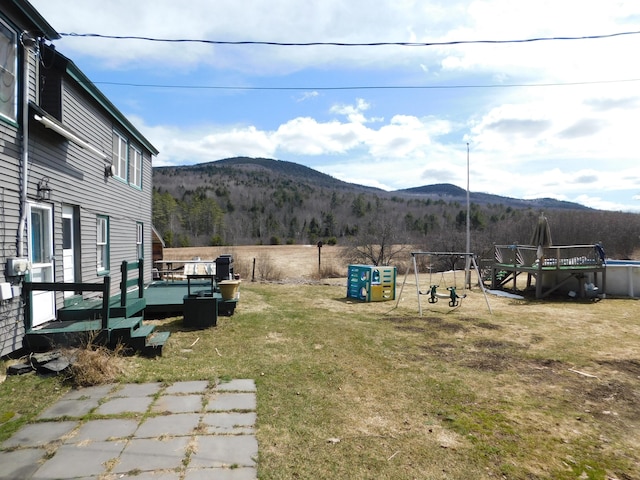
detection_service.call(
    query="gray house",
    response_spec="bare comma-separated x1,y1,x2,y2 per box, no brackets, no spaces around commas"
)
0,0,159,356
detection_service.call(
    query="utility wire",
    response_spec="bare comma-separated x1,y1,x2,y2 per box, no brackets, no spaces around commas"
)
60,30,640,47
86,78,640,91
60,30,640,92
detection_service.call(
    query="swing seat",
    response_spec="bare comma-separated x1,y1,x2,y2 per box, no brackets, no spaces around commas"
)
408,252,490,316
422,285,453,304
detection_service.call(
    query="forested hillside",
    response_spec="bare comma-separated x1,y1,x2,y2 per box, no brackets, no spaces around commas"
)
152,157,640,259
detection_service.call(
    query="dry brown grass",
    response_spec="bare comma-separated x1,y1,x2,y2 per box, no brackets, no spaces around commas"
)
141,249,640,478
65,342,129,388
163,244,349,281
3,245,640,478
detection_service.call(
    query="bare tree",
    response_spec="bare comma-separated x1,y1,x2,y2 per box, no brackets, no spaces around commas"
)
343,218,409,266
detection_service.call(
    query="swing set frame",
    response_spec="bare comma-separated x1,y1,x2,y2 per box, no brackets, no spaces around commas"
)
396,251,492,315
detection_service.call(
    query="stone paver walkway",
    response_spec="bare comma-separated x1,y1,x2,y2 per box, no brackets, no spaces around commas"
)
0,379,257,479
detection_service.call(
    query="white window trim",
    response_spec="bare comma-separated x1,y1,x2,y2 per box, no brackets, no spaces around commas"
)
112,130,128,181
130,146,142,188
0,19,18,123
136,222,144,260
97,215,109,273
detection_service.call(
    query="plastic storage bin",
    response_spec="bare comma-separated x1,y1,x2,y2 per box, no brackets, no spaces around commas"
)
183,275,219,328
347,265,396,302
215,254,234,281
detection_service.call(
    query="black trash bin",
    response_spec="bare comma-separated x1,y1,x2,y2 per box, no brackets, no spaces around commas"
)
215,254,234,281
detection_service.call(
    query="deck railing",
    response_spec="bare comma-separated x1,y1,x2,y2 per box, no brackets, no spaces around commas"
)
22,277,111,331
494,244,603,269
120,258,144,307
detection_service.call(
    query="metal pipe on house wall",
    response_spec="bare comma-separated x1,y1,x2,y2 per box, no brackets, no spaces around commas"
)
17,33,36,258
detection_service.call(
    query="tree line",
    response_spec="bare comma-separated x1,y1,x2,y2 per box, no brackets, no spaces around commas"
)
152,161,640,261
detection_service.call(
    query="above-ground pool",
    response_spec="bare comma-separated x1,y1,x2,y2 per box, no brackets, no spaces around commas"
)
604,260,640,298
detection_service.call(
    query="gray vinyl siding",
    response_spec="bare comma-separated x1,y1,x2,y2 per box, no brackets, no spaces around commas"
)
27,47,38,104
26,79,154,296
0,114,23,357
0,3,155,357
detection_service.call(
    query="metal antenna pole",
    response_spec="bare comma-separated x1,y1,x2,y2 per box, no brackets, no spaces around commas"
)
465,142,471,288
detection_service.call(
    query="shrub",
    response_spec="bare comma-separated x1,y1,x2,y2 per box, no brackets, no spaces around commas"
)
255,253,283,281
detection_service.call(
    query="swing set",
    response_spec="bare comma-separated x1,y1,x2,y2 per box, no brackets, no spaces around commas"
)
396,251,492,315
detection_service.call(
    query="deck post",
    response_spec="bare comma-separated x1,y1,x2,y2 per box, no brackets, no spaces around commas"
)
101,276,111,331
536,258,543,299
120,261,128,307
22,282,33,330
138,258,144,298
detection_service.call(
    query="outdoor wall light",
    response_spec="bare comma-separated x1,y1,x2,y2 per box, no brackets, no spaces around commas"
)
36,177,52,200
104,163,115,178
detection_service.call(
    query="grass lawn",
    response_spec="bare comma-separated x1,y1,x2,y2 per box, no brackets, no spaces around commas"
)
2,277,640,479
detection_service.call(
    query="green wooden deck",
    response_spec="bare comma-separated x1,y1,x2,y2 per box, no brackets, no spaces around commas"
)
144,280,211,314
145,279,238,316
58,293,146,321
23,263,239,355
24,260,169,356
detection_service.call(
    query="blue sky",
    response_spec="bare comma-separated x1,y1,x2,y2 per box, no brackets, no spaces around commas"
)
30,0,640,212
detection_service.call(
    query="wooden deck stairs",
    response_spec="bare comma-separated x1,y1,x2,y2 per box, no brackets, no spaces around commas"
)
23,260,169,356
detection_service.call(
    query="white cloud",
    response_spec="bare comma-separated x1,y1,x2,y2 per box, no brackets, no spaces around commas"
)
29,0,640,212
274,117,367,155
42,0,640,79
296,91,319,102
143,123,275,165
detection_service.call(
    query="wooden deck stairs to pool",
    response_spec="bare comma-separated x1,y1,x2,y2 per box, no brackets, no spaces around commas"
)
23,260,169,356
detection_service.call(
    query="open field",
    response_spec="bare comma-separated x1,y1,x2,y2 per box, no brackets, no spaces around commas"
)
162,244,352,281
2,246,640,479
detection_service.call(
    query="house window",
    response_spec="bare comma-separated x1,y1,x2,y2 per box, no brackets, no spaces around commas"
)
136,222,144,260
130,146,142,188
112,131,128,180
97,215,109,273
30,208,50,264
0,20,17,122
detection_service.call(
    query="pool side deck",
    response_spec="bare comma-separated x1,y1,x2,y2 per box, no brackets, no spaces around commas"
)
491,244,606,299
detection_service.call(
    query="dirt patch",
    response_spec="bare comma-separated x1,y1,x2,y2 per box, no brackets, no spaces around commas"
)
583,380,638,404
463,351,515,372
387,317,421,324
598,358,640,378
473,339,526,350
474,321,502,330
394,325,427,334
387,316,467,335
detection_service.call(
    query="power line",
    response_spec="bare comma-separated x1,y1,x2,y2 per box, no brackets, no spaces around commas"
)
85,78,640,91
60,30,640,47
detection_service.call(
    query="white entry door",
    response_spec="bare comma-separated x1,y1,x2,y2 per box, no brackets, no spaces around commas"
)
28,203,55,327
62,205,76,297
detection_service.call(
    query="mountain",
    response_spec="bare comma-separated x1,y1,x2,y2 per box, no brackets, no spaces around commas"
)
398,184,591,210
152,157,639,258
161,157,382,192
155,157,588,210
